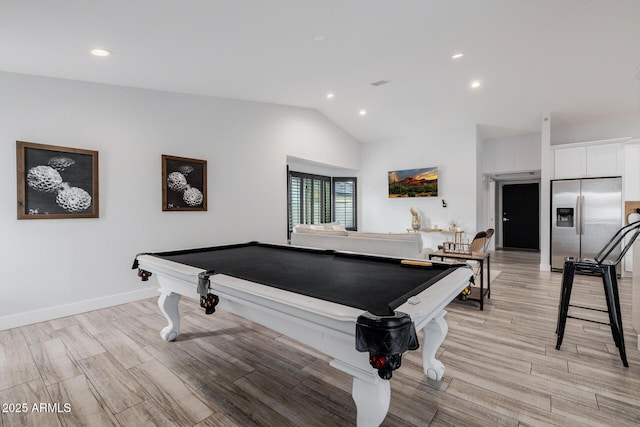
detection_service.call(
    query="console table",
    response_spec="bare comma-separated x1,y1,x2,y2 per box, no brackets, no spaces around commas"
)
408,229,465,248
429,250,490,310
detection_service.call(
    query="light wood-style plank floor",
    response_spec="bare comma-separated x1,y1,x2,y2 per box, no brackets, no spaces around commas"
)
1,250,639,426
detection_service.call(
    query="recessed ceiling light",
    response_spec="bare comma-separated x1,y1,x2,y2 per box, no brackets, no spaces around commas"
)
90,48,112,57
451,53,464,59
359,109,367,116
313,34,326,42
470,80,481,89
326,92,334,99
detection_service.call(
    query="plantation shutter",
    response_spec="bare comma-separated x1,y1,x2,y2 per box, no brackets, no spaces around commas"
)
289,175,302,233
288,171,332,236
333,178,357,230
323,180,332,223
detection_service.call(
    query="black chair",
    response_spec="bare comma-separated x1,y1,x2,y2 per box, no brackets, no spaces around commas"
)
555,220,640,367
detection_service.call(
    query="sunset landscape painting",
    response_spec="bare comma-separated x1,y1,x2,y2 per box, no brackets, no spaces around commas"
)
388,167,438,198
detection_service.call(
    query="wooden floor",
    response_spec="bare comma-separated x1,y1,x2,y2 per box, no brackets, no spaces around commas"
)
1,250,639,426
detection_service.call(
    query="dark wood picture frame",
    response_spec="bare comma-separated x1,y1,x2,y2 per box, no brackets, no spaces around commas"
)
162,154,207,211
16,141,99,220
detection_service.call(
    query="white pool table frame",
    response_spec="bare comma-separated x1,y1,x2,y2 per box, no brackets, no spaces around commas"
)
135,253,472,427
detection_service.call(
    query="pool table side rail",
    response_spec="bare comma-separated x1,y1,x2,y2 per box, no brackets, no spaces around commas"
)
135,254,364,322
135,254,203,280
396,267,473,330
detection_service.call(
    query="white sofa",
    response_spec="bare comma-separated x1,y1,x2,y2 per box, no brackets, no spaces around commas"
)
290,223,430,259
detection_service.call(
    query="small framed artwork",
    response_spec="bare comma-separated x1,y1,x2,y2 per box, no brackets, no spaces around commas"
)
16,141,99,219
162,154,207,211
388,167,438,198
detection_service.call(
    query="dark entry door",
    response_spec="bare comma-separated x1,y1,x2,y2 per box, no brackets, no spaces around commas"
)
502,183,539,250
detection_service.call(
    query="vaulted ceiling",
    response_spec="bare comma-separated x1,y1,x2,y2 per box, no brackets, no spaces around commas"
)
1,0,639,142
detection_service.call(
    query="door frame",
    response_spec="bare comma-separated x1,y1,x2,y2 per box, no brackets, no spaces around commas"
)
496,179,541,249
487,180,496,250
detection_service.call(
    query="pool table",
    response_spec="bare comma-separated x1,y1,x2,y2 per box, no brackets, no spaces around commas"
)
133,242,472,427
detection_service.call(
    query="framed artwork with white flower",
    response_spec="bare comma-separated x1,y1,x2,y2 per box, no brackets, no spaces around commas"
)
162,154,207,212
16,141,99,219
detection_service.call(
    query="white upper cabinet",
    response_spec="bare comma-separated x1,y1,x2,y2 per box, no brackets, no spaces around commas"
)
554,146,587,178
554,142,622,179
586,144,620,177
625,142,640,200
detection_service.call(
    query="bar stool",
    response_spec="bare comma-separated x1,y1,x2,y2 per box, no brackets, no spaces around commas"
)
555,220,640,367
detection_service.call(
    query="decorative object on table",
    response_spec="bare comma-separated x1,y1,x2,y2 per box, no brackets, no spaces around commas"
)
442,241,471,254
16,141,99,219
459,285,472,300
442,224,472,254
388,167,438,198
624,201,640,224
409,207,421,230
162,154,207,211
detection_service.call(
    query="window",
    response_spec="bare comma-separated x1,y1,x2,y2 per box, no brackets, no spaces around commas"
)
288,171,331,235
333,177,357,230
288,170,357,237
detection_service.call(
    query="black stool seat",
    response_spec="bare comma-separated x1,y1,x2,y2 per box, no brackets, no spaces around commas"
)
555,220,640,367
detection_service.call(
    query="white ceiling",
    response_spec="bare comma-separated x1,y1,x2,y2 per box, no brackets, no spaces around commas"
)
1,0,639,143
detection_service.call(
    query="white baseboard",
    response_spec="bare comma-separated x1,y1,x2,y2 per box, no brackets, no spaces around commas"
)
540,263,551,272
0,287,159,331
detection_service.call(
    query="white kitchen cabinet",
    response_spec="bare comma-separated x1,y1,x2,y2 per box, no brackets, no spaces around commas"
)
554,142,622,179
625,143,640,200
586,144,620,177
554,146,587,178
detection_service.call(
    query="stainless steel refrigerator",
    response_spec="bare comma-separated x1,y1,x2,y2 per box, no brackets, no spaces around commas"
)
551,177,622,270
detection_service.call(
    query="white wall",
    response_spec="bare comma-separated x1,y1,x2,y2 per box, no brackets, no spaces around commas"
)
482,132,541,175
551,118,640,146
287,156,358,177
359,126,478,249
540,114,553,271
480,132,542,251
476,129,486,232
0,72,360,330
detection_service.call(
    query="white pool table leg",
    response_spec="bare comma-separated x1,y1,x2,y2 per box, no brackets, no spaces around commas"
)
158,290,181,342
352,376,390,427
421,310,448,380
330,359,390,426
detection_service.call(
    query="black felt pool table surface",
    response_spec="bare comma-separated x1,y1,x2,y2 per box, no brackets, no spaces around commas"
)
149,242,461,316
